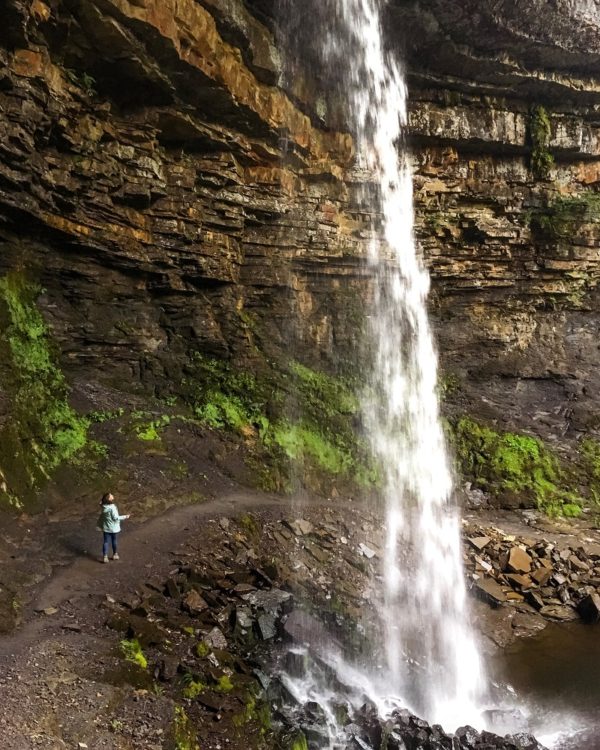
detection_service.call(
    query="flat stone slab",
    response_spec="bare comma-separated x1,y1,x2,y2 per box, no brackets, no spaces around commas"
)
506,546,533,574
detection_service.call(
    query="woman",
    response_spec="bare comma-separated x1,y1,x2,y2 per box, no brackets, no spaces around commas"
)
98,492,130,563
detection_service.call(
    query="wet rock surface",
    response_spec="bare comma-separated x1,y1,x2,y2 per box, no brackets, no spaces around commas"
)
342,705,547,750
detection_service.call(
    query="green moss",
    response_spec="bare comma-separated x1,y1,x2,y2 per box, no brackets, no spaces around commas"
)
271,421,351,475
119,638,147,670
133,414,171,441
437,371,461,399
182,354,376,495
195,641,210,658
186,354,270,435
530,192,600,239
289,361,358,417
451,417,582,517
0,273,92,507
233,693,271,734
215,674,234,693
173,706,199,750
181,673,207,699
529,105,554,179
239,513,261,537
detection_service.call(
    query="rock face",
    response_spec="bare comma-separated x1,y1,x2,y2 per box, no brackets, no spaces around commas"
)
0,0,599,504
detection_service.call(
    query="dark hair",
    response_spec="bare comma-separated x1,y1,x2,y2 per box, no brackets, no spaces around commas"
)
101,492,113,505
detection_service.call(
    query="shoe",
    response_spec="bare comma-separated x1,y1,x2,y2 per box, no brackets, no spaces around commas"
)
112,553,120,561
103,555,109,563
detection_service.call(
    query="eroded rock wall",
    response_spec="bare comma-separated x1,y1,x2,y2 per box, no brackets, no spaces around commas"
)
0,0,599,506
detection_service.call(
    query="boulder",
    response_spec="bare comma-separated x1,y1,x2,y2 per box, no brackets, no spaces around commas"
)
468,536,492,551
203,626,228,650
358,543,376,559
506,574,533,590
474,577,507,605
511,612,547,638
526,591,545,611
288,519,314,536
242,588,292,614
257,613,277,640
530,568,552,586
577,592,600,622
568,555,589,572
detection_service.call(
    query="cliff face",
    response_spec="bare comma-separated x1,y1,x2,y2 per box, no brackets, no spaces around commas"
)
0,0,599,509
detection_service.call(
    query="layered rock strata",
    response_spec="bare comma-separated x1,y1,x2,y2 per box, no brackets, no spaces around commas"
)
0,0,599,505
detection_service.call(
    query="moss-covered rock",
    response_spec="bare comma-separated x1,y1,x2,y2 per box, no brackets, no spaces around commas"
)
450,417,582,516
529,192,600,240
0,273,92,509
181,354,377,495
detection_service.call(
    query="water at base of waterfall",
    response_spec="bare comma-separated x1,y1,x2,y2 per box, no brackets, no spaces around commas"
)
279,0,486,741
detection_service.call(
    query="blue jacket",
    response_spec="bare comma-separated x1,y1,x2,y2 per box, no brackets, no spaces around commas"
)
98,503,127,533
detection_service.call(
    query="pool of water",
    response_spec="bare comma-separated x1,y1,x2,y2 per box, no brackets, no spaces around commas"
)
491,621,600,749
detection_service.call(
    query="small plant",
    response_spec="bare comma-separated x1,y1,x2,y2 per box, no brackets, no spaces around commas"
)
290,734,309,750
232,692,271,734
239,513,260,537
119,638,147,670
195,641,210,658
64,67,96,96
0,273,92,506
181,672,206,699
133,414,171,441
215,674,234,693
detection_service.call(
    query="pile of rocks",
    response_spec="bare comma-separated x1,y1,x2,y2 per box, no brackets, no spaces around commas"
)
99,509,382,749
464,523,600,623
340,704,545,750
98,509,553,749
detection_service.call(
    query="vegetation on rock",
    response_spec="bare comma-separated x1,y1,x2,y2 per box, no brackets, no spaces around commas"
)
172,705,200,750
0,273,92,508
181,673,207,699
528,105,554,179
119,638,148,670
529,191,600,239
451,417,582,517
184,354,377,494
132,413,172,442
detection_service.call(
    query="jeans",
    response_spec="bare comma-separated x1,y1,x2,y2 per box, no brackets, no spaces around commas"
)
103,531,118,557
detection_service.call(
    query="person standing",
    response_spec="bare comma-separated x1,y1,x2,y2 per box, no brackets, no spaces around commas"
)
98,492,130,563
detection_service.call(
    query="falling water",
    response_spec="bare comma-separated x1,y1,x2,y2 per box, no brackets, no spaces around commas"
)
335,0,487,728
279,0,487,738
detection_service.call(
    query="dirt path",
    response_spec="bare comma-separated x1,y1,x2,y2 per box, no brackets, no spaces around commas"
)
0,488,293,749
0,490,286,659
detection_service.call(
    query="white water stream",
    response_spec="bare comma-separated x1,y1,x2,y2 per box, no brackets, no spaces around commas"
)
283,0,486,741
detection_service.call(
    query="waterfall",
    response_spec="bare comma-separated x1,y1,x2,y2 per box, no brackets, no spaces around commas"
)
280,0,486,738
340,0,486,728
